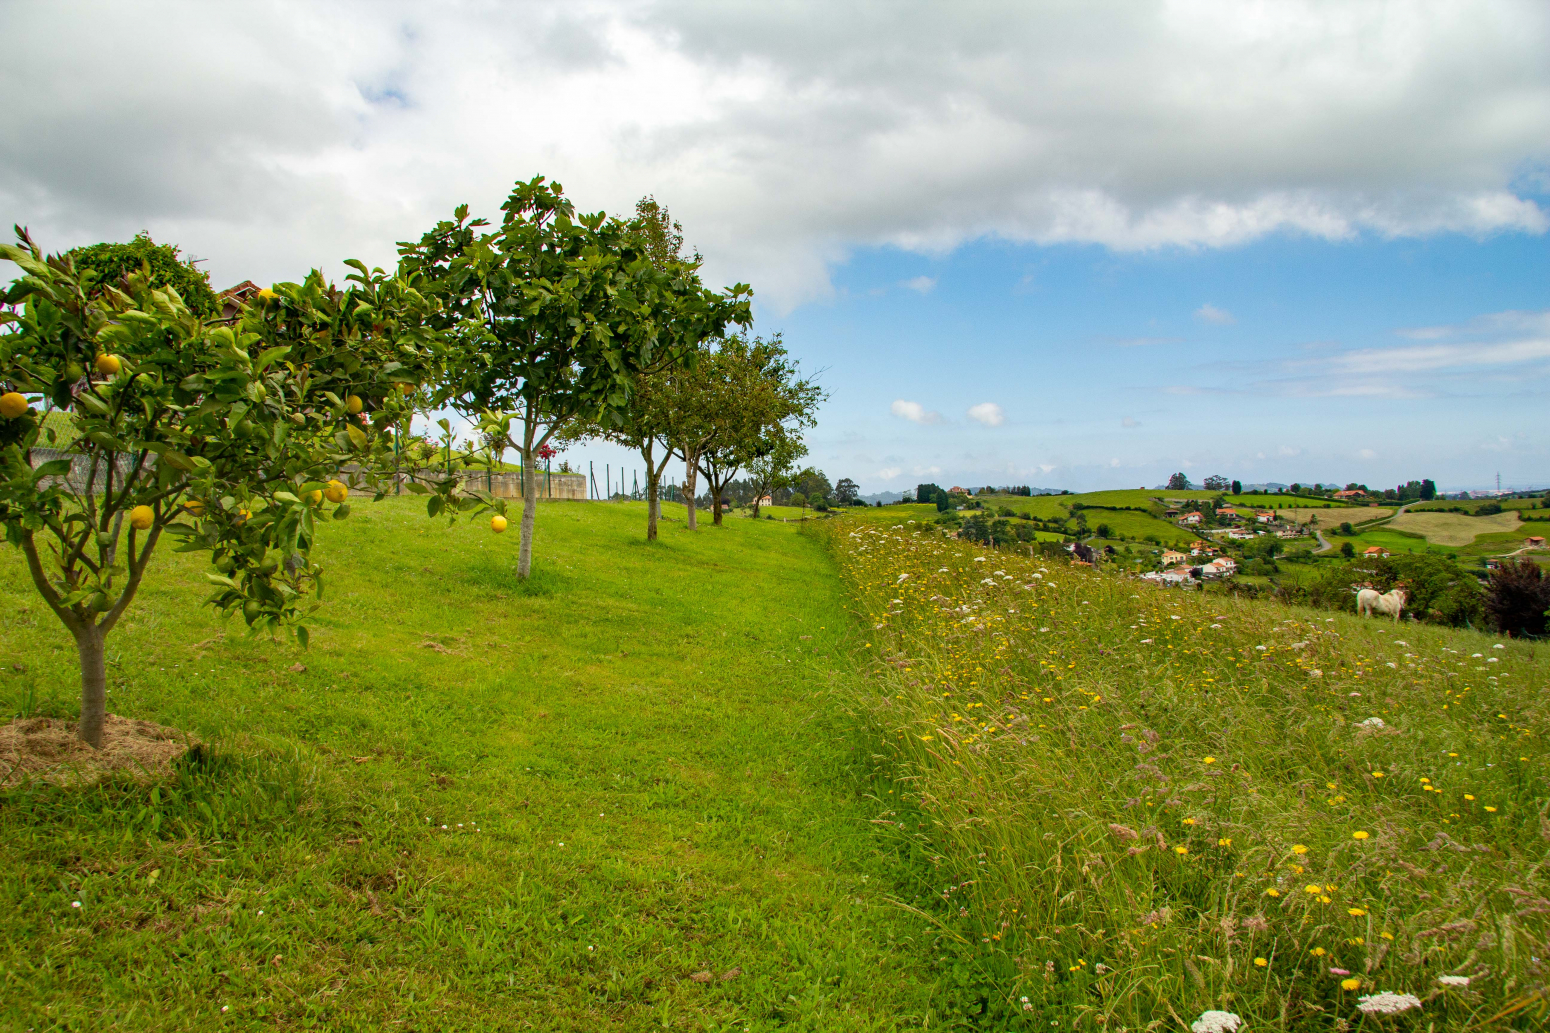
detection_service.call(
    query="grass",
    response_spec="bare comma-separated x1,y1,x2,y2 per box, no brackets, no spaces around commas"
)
829,516,1549,1030
0,499,973,1031
1387,510,1524,547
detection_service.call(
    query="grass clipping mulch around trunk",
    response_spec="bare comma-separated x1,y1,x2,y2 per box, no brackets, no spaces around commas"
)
0,715,196,787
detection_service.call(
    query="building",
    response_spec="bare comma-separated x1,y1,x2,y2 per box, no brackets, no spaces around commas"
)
1364,546,1390,558
1215,507,1241,522
1256,511,1275,523
1333,489,1366,500
1160,549,1187,565
218,280,263,321
1525,536,1545,549
1180,511,1205,526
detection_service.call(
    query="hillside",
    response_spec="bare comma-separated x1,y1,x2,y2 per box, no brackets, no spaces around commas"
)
0,500,950,1030
831,511,1548,1028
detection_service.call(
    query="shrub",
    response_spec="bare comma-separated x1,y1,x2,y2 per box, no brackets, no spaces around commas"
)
1485,559,1550,638
1478,501,1503,515
1283,554,1485,627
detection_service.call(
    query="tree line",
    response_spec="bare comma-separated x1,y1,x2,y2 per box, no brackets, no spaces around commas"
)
0,177,822,745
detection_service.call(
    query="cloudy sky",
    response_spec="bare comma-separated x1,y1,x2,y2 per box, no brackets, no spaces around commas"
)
4,0,1549,492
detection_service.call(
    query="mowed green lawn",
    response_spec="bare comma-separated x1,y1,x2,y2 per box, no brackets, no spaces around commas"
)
0,500,956,1032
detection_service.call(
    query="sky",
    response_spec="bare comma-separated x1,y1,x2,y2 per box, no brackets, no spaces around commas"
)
3,0,1548,494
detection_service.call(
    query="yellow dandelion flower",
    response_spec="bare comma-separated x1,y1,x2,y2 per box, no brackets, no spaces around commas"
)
1380,932,1394,940
1174,846,1189,855
1342,978,1361,991
1264,889,1280,897
1310,947,1326,956
1305,885,1322,894
1463,794,1475,801
1183,818,1197,825
1352,830,1369,840
1348,908,1366,917
1485,806,1498,812
1218,837,1232,847
1292,844,1309,855
1202,756,1216,764
1371,771,1385,778
1254,957,1267,967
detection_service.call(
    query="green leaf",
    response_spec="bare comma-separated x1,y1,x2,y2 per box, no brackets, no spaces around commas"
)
295,624,310,649
254,346,291,372
346,423,367,451
404,481,430,495
332,503,351,520
273,491,301,504
31,459,72,480
427,495,443,518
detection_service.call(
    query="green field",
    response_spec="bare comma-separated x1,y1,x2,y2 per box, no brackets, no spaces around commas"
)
6,495,1549,1030
834,518,1549,1029
0,500,954,1030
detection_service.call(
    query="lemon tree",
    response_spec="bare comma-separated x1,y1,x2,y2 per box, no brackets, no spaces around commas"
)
0,231,453,746
398,176,751,577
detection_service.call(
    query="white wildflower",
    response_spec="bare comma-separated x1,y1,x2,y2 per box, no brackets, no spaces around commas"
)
973,557,987,562
1191,1010,1243,1033
1357,992,1422,1015
896,573,909,582
1492,643,1504,649
1437,975,1470,987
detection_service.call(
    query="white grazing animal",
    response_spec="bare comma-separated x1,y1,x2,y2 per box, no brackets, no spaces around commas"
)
1357,587,1407,621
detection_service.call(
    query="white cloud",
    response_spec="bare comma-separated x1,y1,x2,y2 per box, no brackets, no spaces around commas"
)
967,401,1005,426
1278,445,1301,457
902,275,936,294
1194,303,1236,325
1357,448,1377,459
1122,416,1141,427
891,399,944,424
876,466,902,479
2,2,1546,308
913,464,943,475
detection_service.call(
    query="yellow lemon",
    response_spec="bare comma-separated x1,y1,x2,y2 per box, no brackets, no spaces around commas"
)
305,489,323,506
491,514,508,533
257,287,278,301
324,479,348,504
129,505,154,530
397,383,414,395
236,507,251,523
182,499,206,517
345,394,363,414
0,391,28,419
95,354,122,377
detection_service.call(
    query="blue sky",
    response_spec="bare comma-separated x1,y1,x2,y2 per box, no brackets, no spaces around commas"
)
4,2,1548,496
772,215,1550,494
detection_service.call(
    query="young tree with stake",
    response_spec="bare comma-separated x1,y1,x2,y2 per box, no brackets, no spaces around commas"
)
1,233,451,746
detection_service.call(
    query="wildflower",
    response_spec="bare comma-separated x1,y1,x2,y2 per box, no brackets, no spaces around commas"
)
1485,806,1497,812
1174,846,1189,856
1183,818,1197,825
1202,756,1216,764
1254,957,1267,967
71,901,81,909
1342,978,1362,991
1218,837,1232,847
1190,1010,1242,1033
1380,932,1393,940
1305,885,1322,895
1330,967,1350,976
1357,992,1422,1015
1352,830,1370,840
1348,908,1366,917
1310,947,1327,956
1464,794,1475,801
1292,844,1309,855
1371,771,1385,778
1264,888,1280,897
1437,975,1470,987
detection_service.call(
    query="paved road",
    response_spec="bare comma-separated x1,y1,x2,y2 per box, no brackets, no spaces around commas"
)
1312,501,1414,555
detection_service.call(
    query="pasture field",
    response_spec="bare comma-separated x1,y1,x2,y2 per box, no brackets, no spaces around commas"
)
1410,499,1547,515
0,500,963,1031
1341,527,1452,557
1278,508,1390,527
1458,520,1550,558
1387,510,1524,548
830,516,1549,1030
1225,494,1358,511
1078,508,1194,546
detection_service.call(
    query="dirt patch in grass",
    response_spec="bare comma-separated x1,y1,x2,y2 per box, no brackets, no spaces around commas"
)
0,715,196,787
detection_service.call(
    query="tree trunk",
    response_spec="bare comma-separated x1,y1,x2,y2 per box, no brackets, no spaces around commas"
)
74,623,108,748
646,472,660,541
682,450,699,530
519,444,538,577
712,489,723,526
